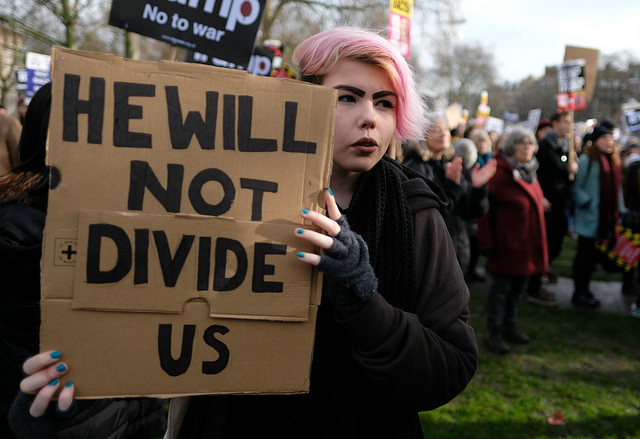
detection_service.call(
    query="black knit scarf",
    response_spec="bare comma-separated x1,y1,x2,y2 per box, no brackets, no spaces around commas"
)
343,158,417,310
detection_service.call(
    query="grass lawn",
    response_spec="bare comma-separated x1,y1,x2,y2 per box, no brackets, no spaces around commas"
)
420,236,640,438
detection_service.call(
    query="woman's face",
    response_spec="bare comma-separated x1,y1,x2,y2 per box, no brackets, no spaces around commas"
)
595,134,615,154
322,58,397,175
513,136,535,164
475,138,491,156
427,119,450,156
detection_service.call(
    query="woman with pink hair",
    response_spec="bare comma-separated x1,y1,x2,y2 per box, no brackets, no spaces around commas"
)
18,28,477,439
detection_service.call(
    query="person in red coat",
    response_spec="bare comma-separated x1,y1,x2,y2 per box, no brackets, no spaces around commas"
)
478,127,548,353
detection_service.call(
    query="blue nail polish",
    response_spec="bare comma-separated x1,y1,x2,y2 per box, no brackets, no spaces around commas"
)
328,187,334,196
302,208,309,214
56,364,67,372
296,228,304,234
50,351,61,359
49,378,59,386
65,381,73,388
297,252,304,258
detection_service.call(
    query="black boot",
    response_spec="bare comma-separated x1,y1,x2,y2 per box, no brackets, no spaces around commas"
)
571,292,600,309
484,327,510,354
502,325,530,344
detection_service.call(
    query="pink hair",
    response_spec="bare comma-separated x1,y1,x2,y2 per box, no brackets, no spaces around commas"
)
292,27,427,140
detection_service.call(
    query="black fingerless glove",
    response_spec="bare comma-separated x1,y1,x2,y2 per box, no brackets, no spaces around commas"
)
317,216,378,320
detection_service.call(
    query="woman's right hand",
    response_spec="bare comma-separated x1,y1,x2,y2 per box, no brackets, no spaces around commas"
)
19,351,75,417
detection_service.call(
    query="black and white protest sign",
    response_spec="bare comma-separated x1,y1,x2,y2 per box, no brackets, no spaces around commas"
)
186,45,276,75
557,59,586,94
623,104,640,135
109,0,266,67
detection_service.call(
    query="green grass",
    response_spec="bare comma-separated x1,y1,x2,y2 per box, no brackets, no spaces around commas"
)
419,237,640,438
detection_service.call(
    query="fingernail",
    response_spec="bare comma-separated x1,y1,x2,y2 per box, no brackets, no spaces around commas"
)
328,187,334,196
50,351,61,359
65,381,73,388
49,378,59,386
302,208,309,214
56,364,67,372
297,252,305,258
296,228,304,234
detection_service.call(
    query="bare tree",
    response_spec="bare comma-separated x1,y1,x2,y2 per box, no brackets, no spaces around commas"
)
433,41,497,111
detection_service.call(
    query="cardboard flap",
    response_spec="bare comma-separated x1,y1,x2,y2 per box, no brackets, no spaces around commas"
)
71,210,315,321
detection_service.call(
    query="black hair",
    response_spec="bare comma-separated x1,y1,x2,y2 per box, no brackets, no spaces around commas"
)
13,82,52,174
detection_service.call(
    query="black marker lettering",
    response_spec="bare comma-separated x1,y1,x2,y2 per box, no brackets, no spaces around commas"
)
166,86,218,150
113,82,155,148
62,74,105,144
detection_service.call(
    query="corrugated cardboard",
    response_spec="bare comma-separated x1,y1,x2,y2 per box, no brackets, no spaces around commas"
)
40,47,335,398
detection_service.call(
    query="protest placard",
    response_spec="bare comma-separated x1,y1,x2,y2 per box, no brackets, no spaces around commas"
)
109,0,265,67
40,47,336,398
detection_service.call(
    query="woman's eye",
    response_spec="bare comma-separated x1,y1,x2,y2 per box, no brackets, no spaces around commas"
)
376,99,395,109
337,95,356,103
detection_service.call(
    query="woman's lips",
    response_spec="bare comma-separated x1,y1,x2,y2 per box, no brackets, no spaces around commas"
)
351,138,378,153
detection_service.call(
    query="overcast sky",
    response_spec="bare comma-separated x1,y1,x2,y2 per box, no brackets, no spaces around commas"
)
456,0,640,82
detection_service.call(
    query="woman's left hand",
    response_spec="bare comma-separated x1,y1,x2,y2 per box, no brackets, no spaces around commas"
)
295,189,378,312
293,189,342,266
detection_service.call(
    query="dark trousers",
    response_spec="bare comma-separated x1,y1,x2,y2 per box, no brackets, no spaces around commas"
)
487,273,528,330
572,235,596,296
546,204,569,262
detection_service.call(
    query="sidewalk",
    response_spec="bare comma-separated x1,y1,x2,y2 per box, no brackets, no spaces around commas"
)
468,273,637,316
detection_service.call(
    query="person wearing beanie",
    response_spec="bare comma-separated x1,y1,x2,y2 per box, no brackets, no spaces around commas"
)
571,119,621,308
535,118,552,142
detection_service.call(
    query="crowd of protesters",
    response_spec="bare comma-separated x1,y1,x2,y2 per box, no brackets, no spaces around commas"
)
1,25,639,438
396,111,640,354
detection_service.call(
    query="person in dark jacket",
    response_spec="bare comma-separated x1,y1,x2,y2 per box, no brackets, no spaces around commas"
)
403,117,495,274
16,29,478,439
621,138,640,299
477,127,548,354
526,111,578,306
159,27,477,439
4,83,166,439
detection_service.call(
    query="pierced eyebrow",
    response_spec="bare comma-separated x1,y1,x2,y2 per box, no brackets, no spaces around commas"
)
333,85,365,97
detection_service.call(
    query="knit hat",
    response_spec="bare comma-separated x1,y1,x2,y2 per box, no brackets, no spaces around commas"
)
589,119,615,143
537,118,551,131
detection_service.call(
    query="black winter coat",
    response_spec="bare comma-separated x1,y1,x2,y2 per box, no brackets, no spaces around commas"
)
403,152,488,273
168,158,478,439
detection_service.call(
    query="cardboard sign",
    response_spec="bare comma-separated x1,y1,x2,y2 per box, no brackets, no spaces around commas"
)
41,47,336,398
564,46,599,101
108,0,266,67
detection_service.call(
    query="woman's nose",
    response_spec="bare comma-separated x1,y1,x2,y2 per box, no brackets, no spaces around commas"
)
359,103,377,129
